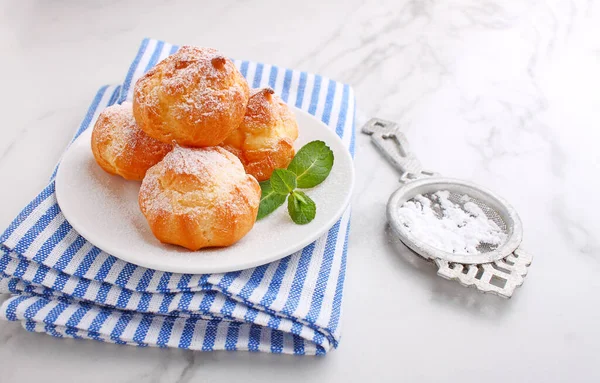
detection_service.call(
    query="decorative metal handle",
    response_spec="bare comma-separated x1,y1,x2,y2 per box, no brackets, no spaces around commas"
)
362,118,435,180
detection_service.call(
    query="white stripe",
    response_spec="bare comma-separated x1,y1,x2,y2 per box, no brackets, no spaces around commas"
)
300,74,315,110
266,249,302,311
342,87,355,147
314,78,331,120
5,195,56,248
285,70,302,106
283,332,294,353
248,261,279,303
126,291,143,311
59,241,94,276
244,62,258,88
103,261,128,286
125,267,147,291
316,209,351,326
166,317,186,347
126,39,158,101
81,250,110,280
292,234,329,318
327,82,344,130
121,313,141,341
258,326,271,352
273,67,286,94
23,213,65,257
43,228,77,266
143,316,162,344
236,323,251,350
32,300,55,321
213,321,229,350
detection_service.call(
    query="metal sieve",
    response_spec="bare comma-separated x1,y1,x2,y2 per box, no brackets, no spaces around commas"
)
363,118,532,298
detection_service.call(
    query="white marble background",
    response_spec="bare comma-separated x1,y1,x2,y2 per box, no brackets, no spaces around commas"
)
1,0,599,382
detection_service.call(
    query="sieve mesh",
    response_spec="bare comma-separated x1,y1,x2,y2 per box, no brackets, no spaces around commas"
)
408,191,508,254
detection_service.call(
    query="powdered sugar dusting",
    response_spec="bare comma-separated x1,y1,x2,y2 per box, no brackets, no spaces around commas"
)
397,190,508,255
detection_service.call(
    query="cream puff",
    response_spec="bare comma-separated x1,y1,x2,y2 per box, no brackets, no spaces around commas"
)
139,146,260,250
91,102,172,181
221,88,298,181
133,46,250,147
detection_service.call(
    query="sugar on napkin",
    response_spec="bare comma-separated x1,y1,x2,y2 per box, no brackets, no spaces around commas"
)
0,39,355,355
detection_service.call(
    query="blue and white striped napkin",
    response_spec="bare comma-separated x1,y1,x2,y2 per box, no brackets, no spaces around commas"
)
0,39,355,355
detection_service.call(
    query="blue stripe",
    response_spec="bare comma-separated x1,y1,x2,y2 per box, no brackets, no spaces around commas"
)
176,274,192,291
88,307,111,333
31,262,50,285
157,272,172,292
321,80,337,125
295,72,308,108
74,85,110,137
308,75,323,115
281,243,315,315
115,288,133,308
270,329,284,354
220,298,237,317
252,63,264,88
73,247,101,277
335,84,350,139
224,322,241,350
133,314,153,344
72,277,92,298
0,184,54,243
114,263,137,287
159,293,175,313
268,65,278,89
44,301,69,324
52,272,69,291
238,264,269,300
305,221,341,324
13,258,30,279
156,316,176,347
328,217,351,333
120,38,149,102
65,305,92,328
258,256,290,308
23,297,50,319
136,293,153,312
199,290,217,312
218,271,241,290
178,319,196,349
94,255,116,281
248,324,261,352
201,320,220,351
145,40,164,72
13,203,61,254
32,220,71,263
94,283,112,304
136,269,155,291
110,312,133,344
54,235,86,271
280,69,293,102
178,291,194,312
239,61,249,78
169,44,179,55
3,295,30,321
106,86,121,108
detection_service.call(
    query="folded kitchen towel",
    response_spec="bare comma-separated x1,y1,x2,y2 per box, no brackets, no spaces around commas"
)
0,39,355,355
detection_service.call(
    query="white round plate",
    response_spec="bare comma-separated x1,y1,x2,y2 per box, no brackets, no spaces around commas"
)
55,108,354,274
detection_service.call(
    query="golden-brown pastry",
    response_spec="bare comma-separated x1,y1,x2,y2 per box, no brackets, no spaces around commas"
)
133,46,250,147
221,88,298,181
139,146,260,250
91,102,173,181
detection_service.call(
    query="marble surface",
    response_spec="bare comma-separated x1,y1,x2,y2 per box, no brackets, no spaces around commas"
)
1,0,599,381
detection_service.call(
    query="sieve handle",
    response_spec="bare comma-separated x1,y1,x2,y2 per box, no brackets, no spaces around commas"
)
362,118,436,180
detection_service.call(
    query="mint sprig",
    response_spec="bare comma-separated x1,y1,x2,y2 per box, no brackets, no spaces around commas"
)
257,140,334,224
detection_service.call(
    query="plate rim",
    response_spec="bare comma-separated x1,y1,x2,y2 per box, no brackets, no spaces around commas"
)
55,107,355,274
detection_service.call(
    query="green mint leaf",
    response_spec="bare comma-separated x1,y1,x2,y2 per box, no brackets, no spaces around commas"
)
257,181,287,220
287,191,316,225
270,169,297,195
287,140,334,189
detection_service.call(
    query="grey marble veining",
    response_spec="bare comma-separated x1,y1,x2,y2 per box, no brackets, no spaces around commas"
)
1,0,599,382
